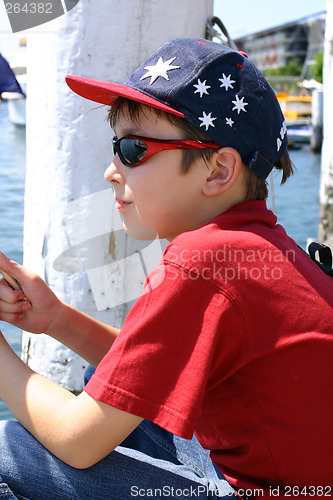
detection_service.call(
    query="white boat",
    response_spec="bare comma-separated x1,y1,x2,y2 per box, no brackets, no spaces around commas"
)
2,73,26,126
286,119,312,147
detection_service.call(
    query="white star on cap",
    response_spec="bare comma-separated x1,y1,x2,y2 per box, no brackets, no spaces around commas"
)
198,111,217,131
140,56,180,85
193,79,211,98
226,117,234,127
231,94,248,114
219,73,235,91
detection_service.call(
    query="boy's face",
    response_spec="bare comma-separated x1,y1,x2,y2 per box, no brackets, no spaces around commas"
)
105,106,212,241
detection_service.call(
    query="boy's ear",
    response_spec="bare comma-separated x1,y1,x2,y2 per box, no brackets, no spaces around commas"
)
202,147,243,197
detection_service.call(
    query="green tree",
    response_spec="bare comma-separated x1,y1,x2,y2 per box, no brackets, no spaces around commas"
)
312,52,323,83
264,59,303,77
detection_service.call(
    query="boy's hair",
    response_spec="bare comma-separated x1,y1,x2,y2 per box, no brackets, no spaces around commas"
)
107,97,294,201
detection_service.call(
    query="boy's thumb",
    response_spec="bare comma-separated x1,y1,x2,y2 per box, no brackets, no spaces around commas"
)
0,252,23,290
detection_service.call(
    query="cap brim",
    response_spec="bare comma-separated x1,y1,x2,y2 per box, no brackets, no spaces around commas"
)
65,75,185,117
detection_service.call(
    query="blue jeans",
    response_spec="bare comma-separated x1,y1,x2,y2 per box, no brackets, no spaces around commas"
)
0,367,236,499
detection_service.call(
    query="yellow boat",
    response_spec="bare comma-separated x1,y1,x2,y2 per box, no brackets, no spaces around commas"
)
277,93,312,146
277,93,312,120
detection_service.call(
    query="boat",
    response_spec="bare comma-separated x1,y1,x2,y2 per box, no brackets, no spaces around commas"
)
277,94,312,121
2,73,26,126
277,93,312,148
0,45,26,127
285,120,313,146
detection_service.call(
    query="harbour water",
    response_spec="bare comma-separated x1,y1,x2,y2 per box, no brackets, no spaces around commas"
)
0,100,25,420
0,99,323,420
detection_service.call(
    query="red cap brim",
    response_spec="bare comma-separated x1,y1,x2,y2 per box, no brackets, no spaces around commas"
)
65,75,185,117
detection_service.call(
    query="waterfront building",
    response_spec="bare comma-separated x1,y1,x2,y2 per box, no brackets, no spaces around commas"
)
235,11,325,78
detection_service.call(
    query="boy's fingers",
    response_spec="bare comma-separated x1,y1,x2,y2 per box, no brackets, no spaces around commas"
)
0,252,17,279
0,267,21,290
0,279,24,303
0,251,21,268
0,296,30,313
0,311,25,325
0,252,33,293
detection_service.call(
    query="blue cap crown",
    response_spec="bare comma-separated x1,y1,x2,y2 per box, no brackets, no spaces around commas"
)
126,38,288,179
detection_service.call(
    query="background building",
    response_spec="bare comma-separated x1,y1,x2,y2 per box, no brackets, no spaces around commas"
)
235,11,325,78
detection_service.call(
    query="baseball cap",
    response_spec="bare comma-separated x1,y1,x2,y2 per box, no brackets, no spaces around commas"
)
66,38,288,179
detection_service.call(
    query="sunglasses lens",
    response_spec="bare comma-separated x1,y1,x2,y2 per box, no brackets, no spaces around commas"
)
120,138,147,166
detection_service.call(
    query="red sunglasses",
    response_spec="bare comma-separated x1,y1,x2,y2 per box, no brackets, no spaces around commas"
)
112,135,221,167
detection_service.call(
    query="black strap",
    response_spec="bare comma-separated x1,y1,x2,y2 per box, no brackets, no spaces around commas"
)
248,151,274,180
307,242,333,277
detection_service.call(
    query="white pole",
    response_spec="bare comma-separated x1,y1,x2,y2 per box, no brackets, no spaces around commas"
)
319,0,333,247
22,0,214,392
311,88,323,153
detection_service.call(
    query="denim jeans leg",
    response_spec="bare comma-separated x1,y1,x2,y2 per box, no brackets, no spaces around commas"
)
0,483,23,500
84,365,236,496
0,420,236,500
121,419,235,496
0,366,235,499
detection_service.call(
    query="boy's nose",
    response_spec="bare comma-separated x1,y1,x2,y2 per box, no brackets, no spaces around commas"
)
104,160,123,184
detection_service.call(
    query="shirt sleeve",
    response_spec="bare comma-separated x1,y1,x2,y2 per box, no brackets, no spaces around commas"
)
85,260,247,438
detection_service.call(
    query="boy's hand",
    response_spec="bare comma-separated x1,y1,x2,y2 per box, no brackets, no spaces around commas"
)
0,251,62,335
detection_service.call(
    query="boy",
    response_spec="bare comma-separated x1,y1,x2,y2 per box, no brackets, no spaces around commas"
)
0,38,332,499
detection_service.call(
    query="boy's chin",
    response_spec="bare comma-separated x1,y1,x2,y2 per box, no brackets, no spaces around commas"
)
123,224,159,241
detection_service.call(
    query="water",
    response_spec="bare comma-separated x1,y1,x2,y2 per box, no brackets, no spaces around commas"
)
267,147,322,248
0,99,322,420
0,100,25,420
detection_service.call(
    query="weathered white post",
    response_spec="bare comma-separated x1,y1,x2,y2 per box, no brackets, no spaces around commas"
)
22,0,214,392
311,87,323,153
319,0,333,247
